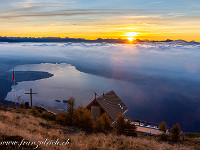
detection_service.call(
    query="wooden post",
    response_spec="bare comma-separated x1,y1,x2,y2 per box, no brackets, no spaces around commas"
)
25,88,37,107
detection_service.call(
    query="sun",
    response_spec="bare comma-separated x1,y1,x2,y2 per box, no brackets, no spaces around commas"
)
127,37,135,41
123,32,140,42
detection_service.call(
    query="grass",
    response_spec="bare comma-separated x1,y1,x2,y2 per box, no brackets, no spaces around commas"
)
0,107,198,150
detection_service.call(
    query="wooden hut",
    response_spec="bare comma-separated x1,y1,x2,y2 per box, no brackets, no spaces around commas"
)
85,90,128,124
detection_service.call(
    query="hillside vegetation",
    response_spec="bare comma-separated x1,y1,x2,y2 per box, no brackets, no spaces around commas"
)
0,107,199,150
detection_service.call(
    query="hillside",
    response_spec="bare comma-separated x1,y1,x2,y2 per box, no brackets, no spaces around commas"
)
0,71,53,99
0,107,198,150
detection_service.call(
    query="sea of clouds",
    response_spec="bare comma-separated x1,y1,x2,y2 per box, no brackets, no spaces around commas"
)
1,42,200,80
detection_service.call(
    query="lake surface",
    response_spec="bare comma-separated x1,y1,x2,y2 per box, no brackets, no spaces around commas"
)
6,63,136,111
1,42,200,132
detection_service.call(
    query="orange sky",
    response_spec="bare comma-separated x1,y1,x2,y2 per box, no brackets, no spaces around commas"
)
1,0,200,41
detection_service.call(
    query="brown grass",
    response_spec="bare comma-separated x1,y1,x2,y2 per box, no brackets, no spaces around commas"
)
0,108,196,150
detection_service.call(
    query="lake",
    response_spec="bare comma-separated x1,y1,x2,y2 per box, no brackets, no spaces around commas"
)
1,42,200,132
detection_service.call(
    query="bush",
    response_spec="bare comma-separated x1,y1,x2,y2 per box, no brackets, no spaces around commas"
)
34,106,46,113
158,121,167,133
158,121,168,141
30,108,40,117
115,114,137,136
72,105,84,127
170,123,181,142
80,109,94,132
95,117,105,132
20,103,25,108
124,118,137,137
158,134,169,141
56,113,69,125
101,113,112,132
116,114,125,135
41,112,56,121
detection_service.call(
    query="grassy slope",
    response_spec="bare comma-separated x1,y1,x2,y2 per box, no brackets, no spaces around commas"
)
0,108,198,150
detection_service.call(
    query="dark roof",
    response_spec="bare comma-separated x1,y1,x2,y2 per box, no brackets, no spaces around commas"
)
86,90,128,122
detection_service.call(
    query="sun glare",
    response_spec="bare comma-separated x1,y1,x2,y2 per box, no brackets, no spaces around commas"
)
124,32,140,41
127,37,135,41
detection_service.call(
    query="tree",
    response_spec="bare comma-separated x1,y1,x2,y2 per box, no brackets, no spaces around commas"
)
72,105,84,127
94,113,112,133
116,113,125,134
158,121,168,141
101,113,112,132
80,109,94,132
67,97,75,115
115,114,137,136
159,121,167,133
124,118,137,137
170,123,181,142
95,117,105,132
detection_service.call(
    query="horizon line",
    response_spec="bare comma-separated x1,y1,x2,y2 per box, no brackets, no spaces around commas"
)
0,36,199,43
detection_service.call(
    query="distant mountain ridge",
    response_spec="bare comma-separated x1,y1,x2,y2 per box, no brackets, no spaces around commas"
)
0,37,18,42
0,36,199,44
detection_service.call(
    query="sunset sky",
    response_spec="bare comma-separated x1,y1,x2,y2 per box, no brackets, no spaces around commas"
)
0,0,200,41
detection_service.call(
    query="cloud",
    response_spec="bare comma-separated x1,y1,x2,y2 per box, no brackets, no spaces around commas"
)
11,0,75,8
0,8,163,20
180,1,200,7
144,1,163,6
19,42,200,50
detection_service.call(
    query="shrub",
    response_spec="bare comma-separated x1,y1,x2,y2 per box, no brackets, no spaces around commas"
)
34,106,46,113
95,117,105,132
124,118,137,137
80,109,94,132
41,112,56,121
19,102,25,108
158,121,168,141
170,123,181,142
158,133,170,142
56,113,69,125
93,113,113,133
101,113,112,132
158,121,167,133
30,108,40,117
116,114,125,135
72,106,94,132
72,105,84,127
115,114,137,136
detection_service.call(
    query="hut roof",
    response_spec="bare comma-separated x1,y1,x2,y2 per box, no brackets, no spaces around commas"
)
86,90,128,122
